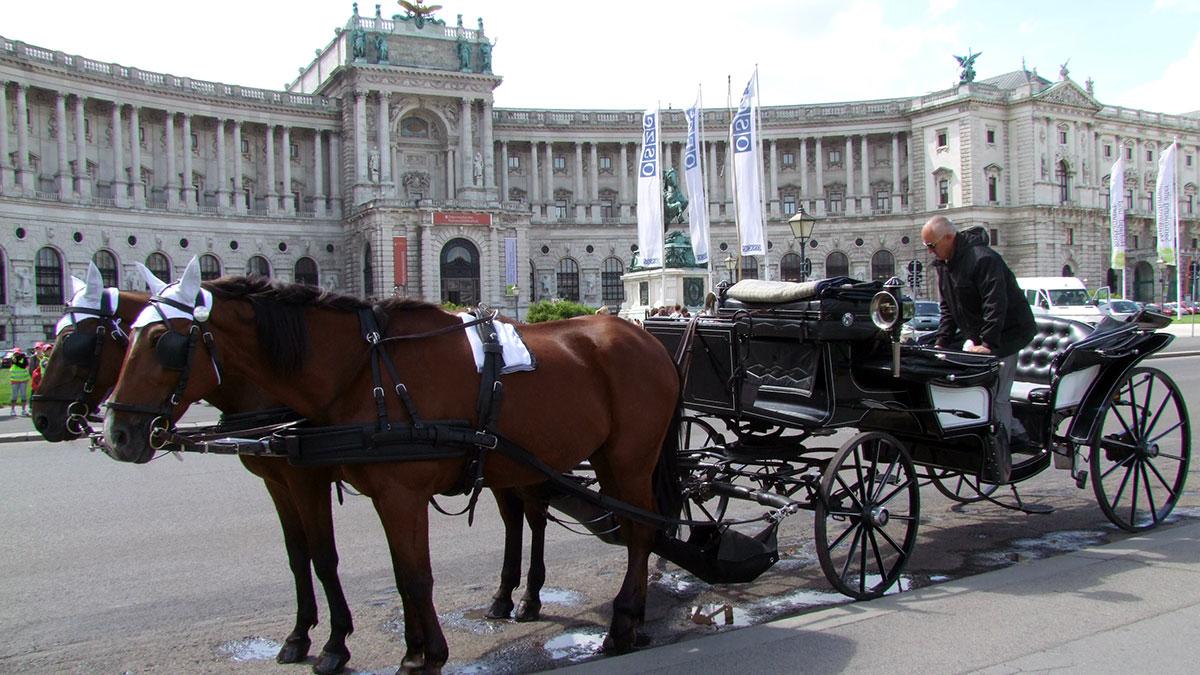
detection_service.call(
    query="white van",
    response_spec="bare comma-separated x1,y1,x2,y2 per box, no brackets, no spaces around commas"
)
1017,277,1108,325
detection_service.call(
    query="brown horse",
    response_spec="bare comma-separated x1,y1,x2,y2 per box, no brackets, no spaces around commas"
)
102,263,680,672
31,268,354,675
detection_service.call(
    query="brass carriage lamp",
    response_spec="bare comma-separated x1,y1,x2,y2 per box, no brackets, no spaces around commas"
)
788,208,818,282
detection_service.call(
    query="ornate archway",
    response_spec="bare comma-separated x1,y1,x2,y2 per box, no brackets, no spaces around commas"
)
440,238,480,305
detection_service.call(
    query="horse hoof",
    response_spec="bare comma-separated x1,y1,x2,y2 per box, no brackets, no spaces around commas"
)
514,600,542,622
485,598,514,620
312,647,350,675
276,637,311,664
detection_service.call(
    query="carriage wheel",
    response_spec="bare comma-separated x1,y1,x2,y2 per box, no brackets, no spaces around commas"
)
1090,366,1191,532
928,468,999,504
815,431,920,600
677,415,729,530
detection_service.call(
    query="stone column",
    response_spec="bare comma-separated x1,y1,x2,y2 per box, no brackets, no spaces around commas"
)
499,141,509,202
891,132,901,213
282,125,294,213
73,95,89,200
421,221,437,302
165,112,179,209
589,142,600,223
313,129,326,217
481,100,495,189
573,141,584,220
265,124,277,213
664,141,673,175
768,139,779,216
529,141,540,208
55,93,70,200
460,97,474,188
112,103,128,207
814,137,825,216
619,142,629,219
725,141,734,214
799,137,809,205
181,113,194,210
354,92,367,183
844,136,854,215
232,120,244,213
488,224,500,305
544,142,554,208
905,133,913,211
377,93,390,184
860,134,870,214
445,148,455,197
128,105,144,206
15,84,32,193
0,83,9,192
214,118,228,211
329,132,343,213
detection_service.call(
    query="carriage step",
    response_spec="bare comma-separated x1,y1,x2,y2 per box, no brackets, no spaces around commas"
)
1074,470,1088,490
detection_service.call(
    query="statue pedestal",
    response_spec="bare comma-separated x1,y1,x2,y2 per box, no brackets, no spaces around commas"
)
619,267,713,320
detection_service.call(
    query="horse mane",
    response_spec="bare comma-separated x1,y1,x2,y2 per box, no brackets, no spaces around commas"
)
204,276,443,376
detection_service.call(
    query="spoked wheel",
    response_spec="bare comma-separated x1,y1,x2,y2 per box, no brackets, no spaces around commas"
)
928,468,999,503
815,431,920,600
1090,366,1191,532
676,415,729,533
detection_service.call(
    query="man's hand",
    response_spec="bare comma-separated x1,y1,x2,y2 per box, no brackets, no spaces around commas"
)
966,344,993,354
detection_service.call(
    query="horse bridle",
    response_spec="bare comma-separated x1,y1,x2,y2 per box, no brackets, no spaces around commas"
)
104,290,225,450
31,291,127,436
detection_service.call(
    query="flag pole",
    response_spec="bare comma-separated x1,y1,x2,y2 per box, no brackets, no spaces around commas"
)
658,100,667,310
1174,138,1183,321
728,74,742,281
698,83,713,293
754,66,770,281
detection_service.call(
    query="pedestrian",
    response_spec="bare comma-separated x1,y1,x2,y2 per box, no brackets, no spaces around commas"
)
10,348,31,416
922,215,1036,483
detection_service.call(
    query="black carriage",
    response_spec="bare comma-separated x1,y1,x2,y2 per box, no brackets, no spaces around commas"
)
644,277,1191,599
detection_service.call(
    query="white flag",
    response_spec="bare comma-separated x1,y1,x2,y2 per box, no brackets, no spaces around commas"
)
684,93,710,264
1155,142,1178,266
730,71,765,257
637,107,663,268
1109,156,1126,269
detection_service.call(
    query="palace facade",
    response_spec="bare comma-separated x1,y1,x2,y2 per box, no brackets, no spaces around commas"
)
3,6,1200,346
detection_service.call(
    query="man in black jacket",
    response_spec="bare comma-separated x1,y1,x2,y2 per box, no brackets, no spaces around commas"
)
922,216,1036,483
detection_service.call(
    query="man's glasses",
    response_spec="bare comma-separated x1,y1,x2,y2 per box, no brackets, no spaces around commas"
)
923,241,937,250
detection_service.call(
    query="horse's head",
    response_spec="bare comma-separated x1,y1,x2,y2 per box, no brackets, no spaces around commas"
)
32,263,146,441
103,257,224,463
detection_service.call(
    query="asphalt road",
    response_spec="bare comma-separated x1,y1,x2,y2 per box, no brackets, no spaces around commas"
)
1,354,1199,674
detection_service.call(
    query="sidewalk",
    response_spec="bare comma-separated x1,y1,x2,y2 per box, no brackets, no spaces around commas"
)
564,520,1200,674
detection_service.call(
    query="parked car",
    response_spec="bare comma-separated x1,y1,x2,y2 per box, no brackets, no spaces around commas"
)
1099,299,1142,321
900,301,941,343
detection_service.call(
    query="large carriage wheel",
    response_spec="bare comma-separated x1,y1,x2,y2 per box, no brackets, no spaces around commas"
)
1090,366,1191,532
815,431,920,600
676,415,729,530
928,469,999,504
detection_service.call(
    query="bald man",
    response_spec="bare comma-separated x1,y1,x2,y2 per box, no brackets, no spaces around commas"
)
922,216,1036,483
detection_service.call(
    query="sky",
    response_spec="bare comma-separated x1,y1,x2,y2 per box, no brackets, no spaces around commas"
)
6,0,1200,114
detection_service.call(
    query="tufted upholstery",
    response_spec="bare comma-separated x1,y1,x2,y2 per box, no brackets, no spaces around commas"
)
1011,316,1093,402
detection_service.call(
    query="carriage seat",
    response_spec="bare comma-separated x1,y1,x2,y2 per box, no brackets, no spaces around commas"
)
726,279,822,304
1010,316,1093,404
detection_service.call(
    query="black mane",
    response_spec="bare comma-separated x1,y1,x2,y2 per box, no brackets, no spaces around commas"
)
203,276,443,375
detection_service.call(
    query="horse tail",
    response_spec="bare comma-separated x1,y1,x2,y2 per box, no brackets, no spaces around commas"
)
651,405,684,520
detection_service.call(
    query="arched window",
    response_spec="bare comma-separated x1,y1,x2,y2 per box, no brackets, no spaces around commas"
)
146,252,171,283
780,252,803,282
362,243,374,297
246,255,271,278
740,257,759,281
826,251,850,279
36,247,64,305
871,250,896,282
294,257,319,286
400,116,430,139
93,250,119,288
199,254,222,281
1062,264,1074,277
557,257,580,301
1057,160,1070,203
440,238,479,305
602,257,625,305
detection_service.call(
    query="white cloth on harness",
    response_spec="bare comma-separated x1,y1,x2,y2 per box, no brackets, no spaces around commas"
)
56,287,121,335
132,284,214,328
458,313,535,374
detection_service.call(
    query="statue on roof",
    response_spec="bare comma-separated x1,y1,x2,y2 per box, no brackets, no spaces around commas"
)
374,33,389,64
1059,59,1070,81
955,49,981,83
351,27,367,61
397,0,443,29
663,167,689,227
479,40,493,73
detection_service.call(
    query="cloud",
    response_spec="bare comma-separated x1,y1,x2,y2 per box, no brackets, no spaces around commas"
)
928,0,959,18
1114,32,1200,113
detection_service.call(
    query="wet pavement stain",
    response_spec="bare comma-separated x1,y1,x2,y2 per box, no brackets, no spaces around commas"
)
214,636,280,663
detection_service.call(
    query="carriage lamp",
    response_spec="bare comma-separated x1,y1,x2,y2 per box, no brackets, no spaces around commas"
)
724,255,738,283
871,277,911,377
788,208,818,282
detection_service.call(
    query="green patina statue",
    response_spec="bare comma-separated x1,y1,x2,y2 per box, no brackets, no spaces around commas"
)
351,28,367,60
374,33,389,63
396,0,444,29
955,49,981,83
457,34,471,71
479,40,492,74
663,167,688,226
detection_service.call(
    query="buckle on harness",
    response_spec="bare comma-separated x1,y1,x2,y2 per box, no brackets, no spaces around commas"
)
366,331,381,345
474,431,498,449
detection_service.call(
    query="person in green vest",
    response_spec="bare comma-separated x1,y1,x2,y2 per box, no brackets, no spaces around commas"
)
10,348,30,416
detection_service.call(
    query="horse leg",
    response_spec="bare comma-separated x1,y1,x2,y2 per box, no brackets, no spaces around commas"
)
485,487,523,620
261,479,318,665
515,487,547,622
373,488,448,674
291,475,353,675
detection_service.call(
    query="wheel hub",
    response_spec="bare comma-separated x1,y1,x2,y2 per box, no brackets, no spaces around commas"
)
869,505,890,527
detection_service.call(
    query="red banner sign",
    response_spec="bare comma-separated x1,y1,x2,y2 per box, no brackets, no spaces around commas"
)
433,211,492,226
393,236,407,286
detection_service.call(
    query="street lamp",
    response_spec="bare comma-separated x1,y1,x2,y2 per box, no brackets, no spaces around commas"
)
723,255,738,284
788,207,818,281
